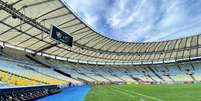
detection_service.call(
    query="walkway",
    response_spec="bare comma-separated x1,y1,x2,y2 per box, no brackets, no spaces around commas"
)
37,85,91,101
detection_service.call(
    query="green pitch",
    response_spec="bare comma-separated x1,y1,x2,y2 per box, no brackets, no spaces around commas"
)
85,83,201,101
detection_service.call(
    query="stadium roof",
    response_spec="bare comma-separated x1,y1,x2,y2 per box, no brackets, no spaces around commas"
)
0,0,201,65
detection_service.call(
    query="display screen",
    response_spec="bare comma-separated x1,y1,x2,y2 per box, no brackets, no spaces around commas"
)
50,25,73,47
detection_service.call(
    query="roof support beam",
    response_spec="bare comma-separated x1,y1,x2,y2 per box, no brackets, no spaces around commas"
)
32,43,58,56
23,0,55,8
82,35,101,45
0,0,50,34
104,41,119,51
98,40,113,50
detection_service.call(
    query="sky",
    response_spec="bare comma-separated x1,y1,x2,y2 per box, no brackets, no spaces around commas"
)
65,0,201,42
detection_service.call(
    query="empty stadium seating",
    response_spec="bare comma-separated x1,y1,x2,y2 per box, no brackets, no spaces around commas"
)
0,59,69,86
48,60,201,84
2,47,201,87
0,81,11,88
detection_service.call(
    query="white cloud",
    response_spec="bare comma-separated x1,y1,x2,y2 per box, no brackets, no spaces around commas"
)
66,0,201,42
66,0,102,27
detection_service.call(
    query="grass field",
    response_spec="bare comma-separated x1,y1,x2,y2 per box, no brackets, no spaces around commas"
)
85,83,201,101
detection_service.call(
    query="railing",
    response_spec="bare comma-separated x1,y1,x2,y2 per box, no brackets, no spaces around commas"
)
0,85,61,101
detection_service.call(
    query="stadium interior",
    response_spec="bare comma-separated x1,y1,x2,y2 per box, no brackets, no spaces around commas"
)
0,0,201,101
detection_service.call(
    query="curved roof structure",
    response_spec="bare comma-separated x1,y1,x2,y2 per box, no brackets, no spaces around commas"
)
0,0,201,65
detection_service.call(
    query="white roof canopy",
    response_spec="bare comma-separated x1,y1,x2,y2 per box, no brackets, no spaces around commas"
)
0,0,201,65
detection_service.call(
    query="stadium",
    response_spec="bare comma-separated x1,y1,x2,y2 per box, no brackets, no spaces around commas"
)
0,0,201,101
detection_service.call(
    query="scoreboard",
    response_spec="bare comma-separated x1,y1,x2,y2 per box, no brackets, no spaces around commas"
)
50,25,73,47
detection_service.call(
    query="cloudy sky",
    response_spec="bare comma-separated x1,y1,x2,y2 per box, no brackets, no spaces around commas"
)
65,0,201,42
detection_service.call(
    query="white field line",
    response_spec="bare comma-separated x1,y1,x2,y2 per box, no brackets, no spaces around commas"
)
111,86,164,101
110,87,136,99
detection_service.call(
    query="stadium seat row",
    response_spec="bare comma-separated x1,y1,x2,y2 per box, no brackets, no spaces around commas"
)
0,68,68,86
0,69,41,86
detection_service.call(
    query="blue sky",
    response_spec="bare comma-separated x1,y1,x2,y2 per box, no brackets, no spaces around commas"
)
65,0,201,42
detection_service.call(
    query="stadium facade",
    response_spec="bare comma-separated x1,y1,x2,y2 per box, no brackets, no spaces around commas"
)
0,0,201,100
